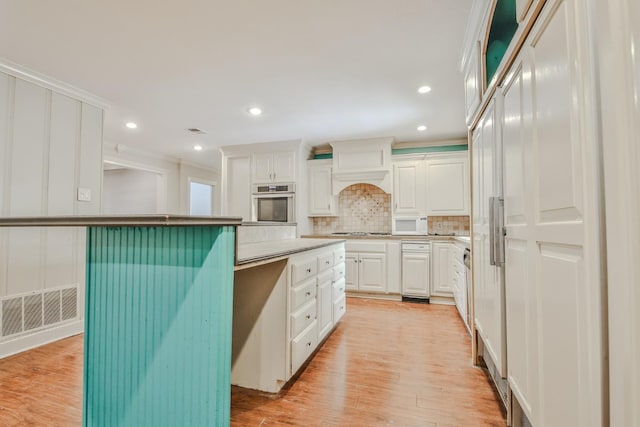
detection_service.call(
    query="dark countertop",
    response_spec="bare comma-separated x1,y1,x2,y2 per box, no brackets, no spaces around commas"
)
0,215,243,227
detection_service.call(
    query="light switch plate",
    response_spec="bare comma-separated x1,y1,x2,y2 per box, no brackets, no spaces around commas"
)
77,187,92,202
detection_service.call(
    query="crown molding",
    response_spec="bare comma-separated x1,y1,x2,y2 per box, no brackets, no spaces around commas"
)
0,58,110,109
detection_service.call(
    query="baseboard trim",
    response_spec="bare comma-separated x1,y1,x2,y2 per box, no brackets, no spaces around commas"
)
346,292,402,301
429,295,455,306
0,320,83,359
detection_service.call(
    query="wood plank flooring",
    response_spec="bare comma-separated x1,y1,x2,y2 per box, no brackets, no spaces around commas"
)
0,298,506,427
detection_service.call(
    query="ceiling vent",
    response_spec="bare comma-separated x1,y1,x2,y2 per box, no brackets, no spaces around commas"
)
186,128,207,134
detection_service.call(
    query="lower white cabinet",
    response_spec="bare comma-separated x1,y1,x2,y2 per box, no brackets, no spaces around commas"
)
344,241,388,293
431,242,454,297
287,242,346,378
291,321,318,374
401,251,431,297
317,270,334,341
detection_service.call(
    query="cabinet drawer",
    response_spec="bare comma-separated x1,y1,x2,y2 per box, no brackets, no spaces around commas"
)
333,294,346,324
333,263,345,281
333,249,346,265
318,251,334,271
332,278,346,301
291,320,318,375
291,299,317,338
291,258,318,285
290,277,317,311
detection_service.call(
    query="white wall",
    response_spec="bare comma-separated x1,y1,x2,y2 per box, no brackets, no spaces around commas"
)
103,168,160,214
0,69,103,357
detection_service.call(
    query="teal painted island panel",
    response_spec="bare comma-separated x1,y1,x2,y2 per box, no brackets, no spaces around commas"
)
83,225,235,427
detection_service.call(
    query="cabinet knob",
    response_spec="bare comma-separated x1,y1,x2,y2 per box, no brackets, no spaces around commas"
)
306,268,312,273
325,260,330,265
340,306,344,310
306,342,312,347
305,314,311,320
305,291,311,296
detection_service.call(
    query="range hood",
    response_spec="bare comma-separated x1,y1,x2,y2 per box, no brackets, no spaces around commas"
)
330,137,393,194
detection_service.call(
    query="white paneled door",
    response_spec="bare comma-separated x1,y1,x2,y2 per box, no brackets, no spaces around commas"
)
502,0,605,425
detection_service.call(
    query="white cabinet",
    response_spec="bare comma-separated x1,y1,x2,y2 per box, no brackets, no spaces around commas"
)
223,155,251,220
317,270,334,341
344,241,387,293
392,160,425,215
464,40,482,124
499,1,605,425
345,252,386,292
307,160,336,216
401,252,430,297
431,242,453,297
252,151,295,183
287,243,345,378
426,153,470,216
345,253,359,291
472,96,507,383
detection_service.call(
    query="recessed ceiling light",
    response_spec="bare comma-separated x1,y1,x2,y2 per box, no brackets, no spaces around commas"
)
125,122,138,129
248,107,262,116
417,86,432,94
193,145,203,151
417,125,428,131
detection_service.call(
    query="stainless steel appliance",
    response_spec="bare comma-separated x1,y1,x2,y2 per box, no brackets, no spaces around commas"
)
251,183,295,223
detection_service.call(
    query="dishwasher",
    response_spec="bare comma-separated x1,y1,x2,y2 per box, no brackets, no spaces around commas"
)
401,241,430,300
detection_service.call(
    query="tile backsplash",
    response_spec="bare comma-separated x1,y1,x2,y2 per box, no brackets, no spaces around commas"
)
311,183,470,236
428,216,470,236
312,184,391,234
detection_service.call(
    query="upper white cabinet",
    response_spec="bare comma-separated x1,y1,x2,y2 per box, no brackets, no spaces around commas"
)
426,153,470,216
464,41,482,124
223,155,251,220
307,159,336,216
252,151,295,183
392,160,425,215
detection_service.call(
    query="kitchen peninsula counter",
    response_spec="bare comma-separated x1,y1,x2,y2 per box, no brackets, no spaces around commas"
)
236,237,346,267
0,215,242,427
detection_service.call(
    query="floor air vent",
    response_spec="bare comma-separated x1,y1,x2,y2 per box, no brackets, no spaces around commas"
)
0,285,78,339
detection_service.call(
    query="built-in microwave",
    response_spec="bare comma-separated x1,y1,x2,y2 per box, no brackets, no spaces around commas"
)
251,183,295,223
392,216,427,235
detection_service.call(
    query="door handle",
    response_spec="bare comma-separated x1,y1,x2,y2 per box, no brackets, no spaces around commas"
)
489,196,505,267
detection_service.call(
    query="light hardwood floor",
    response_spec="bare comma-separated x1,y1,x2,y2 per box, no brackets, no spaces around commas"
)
0,298,506,427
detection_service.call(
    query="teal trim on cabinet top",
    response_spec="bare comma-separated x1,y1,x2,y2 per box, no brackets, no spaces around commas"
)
83,225,236,427
392,144,468,155
313,144,468,159
486,0,518,85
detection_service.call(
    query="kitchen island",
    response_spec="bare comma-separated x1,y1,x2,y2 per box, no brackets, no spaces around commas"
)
0,215,241,427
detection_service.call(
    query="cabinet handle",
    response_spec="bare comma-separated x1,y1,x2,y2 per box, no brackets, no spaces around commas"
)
305,291,311,296
305,314,311,320
328,203,330,210
340,306,344,310
325,260,330,265
395,202,398,209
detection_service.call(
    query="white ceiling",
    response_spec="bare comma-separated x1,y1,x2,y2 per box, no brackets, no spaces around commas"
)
0,0,472,167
